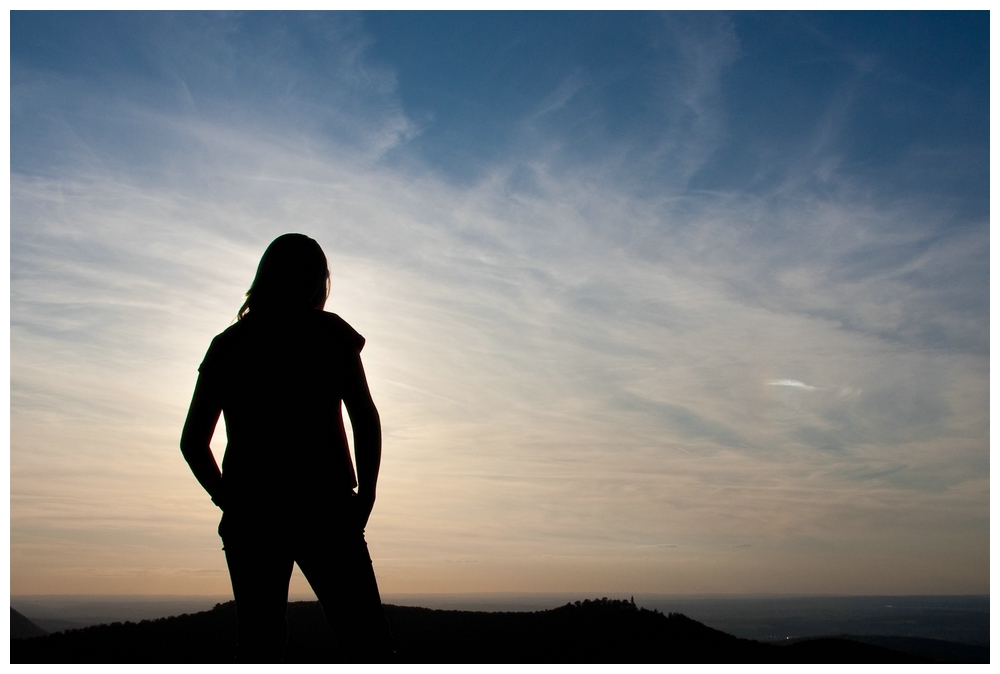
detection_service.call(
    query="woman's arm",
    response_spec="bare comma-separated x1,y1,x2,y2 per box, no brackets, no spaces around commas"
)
342,353,382,528
180,374,226,509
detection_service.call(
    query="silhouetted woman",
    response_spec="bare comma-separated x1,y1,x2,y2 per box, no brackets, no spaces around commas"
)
181,233,394,662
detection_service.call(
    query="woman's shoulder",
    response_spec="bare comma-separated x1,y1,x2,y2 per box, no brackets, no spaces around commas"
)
212,317,250,344
198,321,244,374
315,311,366,352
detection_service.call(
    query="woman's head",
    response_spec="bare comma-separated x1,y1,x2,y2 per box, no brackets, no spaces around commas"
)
238,234,329,319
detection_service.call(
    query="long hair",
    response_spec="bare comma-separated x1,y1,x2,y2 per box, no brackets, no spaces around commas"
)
238,234,330,320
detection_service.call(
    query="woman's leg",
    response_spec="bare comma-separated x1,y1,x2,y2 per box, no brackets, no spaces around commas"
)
294,522,395,662
221,513,295,662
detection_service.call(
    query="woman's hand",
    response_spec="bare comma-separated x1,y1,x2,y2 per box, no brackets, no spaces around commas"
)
210,481,229,511
353,490,376,530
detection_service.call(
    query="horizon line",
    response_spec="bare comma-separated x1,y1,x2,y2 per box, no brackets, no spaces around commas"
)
11,591,990,600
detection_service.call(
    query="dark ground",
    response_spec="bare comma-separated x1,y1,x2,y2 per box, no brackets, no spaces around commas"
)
11,597,986,663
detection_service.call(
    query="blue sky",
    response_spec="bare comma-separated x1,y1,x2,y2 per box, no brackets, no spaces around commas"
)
10,11,989,597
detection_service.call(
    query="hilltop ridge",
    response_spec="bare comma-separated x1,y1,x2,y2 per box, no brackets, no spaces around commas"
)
12,597,948,663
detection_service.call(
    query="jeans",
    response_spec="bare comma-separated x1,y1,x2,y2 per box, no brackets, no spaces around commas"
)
219,498,395,663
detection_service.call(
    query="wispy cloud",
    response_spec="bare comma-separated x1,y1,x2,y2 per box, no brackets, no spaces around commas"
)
767,380,817,390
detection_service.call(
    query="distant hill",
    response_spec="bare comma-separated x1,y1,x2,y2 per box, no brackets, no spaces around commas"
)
11,608,48,639
11,598,943,663
810,634,988,664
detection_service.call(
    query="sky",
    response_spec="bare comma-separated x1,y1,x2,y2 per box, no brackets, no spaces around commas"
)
10,11,990,598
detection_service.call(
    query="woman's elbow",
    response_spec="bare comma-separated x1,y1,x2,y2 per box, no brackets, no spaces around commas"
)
179,436,201,462
349,401,381,435
180,424,213,460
